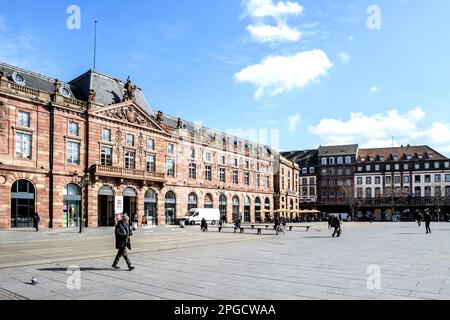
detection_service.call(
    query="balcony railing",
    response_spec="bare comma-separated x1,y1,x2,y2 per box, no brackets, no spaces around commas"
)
92,165,166,181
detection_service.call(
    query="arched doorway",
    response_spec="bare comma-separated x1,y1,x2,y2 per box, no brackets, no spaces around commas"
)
232,196,240,221
98,186,115,227
63,184,81,228
144,189,157,225
123,187,137,220
165,191,176,225
188,192,197,212
204,193,213,209
264,198,271,222
244,196,251,223
219,194,227,222
255,197,261,222
11,180,35,228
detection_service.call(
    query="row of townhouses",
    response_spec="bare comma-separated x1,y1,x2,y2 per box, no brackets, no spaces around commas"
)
1,62,449,229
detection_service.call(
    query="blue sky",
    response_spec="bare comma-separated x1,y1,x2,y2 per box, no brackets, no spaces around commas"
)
1,0,450,155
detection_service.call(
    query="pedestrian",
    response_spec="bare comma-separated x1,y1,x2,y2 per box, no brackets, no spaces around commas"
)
327,215,332,230
112,214,135,271
221,214,226,225
332,216,342,238
201,217,208,232
338,213,342,222
415,211,422,227
424,210,432,234
141,215,148,227
234,217,241,233
33,212,40,232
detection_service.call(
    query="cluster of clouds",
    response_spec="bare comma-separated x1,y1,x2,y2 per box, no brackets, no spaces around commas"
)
234,0,333,101
308,107,450,153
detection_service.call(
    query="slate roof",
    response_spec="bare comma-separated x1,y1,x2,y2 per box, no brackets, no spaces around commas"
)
0,62,80,99
281,150,318,168
69,70,152,115
318,144,358,157
358,146,448,162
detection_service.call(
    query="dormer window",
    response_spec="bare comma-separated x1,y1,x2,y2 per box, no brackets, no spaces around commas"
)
329,158,335,165
12,72,26,86
60,86,72,97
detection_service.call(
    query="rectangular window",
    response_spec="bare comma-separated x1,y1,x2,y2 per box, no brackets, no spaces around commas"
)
375,164,380,171
357,166,363,172
146,155,156,173
309,187,316,196
68,122,79,136
244,172,250,185
445,174,450,183
415,175,421,183
205,153,212,163
445,162,450,169
125,150,136,169
394,176,401,184
425,175,431,183
375,177,381,185
67,141,80,165
414,163,420,170
434,162,440,169
395,164,400,171
166,159,175,176
245,160,249,169
233,170,239,184
264,176,270,188
404,176,410,184
385,164,391,171
435,174,441,183
357,177,363,185
385,176,392,184
18,111,31,128
102,128,111,142
256,174,260,187
100,146,112,166
309,177,315,185
366,177,372,185
302,178,308,185
205,165,212,181
435,186,442,197
256,163,260,171
126,134,134,147
425,186,432,197
221,156,226,165
366,165,371,172
16,132,32,159
425,163,430,169
167,143,174,155
147,138,155,151
310,167,315,174
233,158,238,167
189,163,196,179
219,167,226,182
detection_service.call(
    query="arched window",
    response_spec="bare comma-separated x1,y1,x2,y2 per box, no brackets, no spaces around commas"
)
144,190,157,225
321,158,327,165
345,156,352,164
11,180,35,228
243,196,251,222
337,157,343,164
63,184,81,228
188,192,197,211
165,191,176,225
232,196,240,221
329,158,335,165
219,194,227,220
204,193,213,209
254,197,261,222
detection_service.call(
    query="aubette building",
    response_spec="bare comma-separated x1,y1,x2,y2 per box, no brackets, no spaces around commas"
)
0,62,275,230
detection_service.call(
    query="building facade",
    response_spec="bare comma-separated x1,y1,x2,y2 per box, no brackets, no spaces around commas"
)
0,62,274,230
355,146,450,221
274,155,300,219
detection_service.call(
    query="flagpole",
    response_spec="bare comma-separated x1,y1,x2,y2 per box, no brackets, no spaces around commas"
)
93,20,98,70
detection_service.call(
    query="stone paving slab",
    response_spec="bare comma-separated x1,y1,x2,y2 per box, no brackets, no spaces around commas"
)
1,222,450,300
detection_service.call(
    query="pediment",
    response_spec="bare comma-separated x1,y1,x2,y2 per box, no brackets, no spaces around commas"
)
91,101,165,133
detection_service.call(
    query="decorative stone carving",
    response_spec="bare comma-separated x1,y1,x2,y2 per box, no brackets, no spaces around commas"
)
88,89,96,102
115,129,123,158
177,117,182,129
54,79,62,94
122,77,137,102
0,176,6,184
99,105,158,129
137,133,145,165
156,111,164,123
0,69,7,80
0,101,9,137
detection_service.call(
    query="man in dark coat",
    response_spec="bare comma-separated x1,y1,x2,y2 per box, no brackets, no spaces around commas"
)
424,210,432,234
112,214,135,271
332,216,341,238
33,212,40,232
201,217,208,232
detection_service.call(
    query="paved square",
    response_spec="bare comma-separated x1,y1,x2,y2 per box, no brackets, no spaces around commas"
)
0,222,449,300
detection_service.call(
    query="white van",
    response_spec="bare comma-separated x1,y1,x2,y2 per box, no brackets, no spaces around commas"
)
181,208,220,226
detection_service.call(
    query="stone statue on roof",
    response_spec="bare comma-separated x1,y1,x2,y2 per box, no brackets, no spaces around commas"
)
122,76,137,102
54,79,62,94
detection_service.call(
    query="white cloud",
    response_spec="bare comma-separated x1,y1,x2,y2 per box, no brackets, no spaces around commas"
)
267,119,279,125
369,86,379,94
247,23,301,43
338,52,351,64
234,49,332,99
308,107,450,151
288,113,301,132
246,0,303,19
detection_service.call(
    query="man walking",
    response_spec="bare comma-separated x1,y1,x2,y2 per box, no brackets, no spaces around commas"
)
332,215,342,238
112,214,135,271
424,210,432,234
33,212,40,232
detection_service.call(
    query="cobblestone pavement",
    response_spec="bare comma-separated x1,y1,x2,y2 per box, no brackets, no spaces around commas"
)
0,222,449,300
